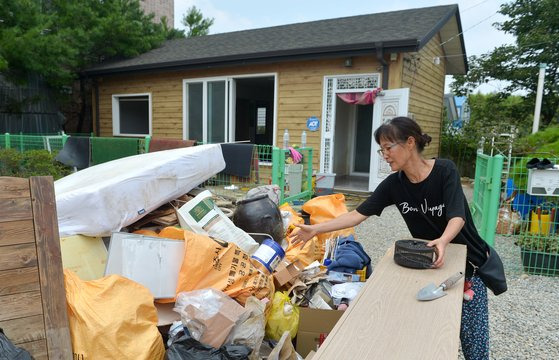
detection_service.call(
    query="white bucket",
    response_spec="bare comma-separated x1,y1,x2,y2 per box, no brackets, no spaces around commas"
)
286,164,303,196
316,172,336,194
250,238,286,274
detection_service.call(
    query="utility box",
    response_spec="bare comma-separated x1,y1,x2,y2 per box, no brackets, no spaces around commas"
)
527,167,559,196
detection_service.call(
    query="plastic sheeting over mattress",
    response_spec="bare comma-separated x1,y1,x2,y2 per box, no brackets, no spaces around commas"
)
55,144,225,237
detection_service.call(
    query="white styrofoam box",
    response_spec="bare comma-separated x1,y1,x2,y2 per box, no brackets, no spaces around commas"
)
527,167,559,196
316,172,336,189
105,232,184,298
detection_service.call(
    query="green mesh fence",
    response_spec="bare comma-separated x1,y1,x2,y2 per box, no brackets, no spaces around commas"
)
1,133,68,153
199,145,274,202
498,156,559,276
1,133,313,205
199,145,313,204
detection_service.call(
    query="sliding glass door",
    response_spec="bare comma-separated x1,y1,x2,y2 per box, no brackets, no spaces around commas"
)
185,78,228,143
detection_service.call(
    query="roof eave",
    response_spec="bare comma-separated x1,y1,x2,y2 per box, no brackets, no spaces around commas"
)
416,4,468,75
84,40,420,77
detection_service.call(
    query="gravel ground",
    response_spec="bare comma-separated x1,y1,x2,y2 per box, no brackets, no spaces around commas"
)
353,204,559,360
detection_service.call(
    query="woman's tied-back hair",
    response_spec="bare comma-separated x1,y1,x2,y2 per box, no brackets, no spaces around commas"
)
374,116,432,153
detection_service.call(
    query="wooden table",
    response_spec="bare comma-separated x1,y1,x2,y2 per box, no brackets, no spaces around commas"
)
314,243,467,360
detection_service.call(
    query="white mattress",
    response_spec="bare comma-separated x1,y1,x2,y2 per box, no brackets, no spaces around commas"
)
55,144,225,237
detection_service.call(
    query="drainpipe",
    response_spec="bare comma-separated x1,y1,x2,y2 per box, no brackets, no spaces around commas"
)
375,42,389,89
94,78,100,136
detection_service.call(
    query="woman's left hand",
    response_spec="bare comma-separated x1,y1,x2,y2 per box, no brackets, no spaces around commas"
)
427,238,449,268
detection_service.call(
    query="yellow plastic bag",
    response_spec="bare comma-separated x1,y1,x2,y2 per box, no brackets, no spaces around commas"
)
265,292,300,341
64,269,165,360
176,231,274,306
302,193,355,244
280,203,323,267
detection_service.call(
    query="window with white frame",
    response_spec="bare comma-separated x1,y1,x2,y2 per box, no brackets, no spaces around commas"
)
184,79,227,143
112,93,151,136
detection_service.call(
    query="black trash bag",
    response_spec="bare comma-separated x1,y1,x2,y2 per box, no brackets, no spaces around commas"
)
0,328,33,360
233,195,284,244
165,333,251,360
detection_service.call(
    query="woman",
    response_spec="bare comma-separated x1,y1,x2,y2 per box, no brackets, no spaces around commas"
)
291,116,490,359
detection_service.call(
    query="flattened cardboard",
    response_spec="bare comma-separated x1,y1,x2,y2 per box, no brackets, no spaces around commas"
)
183,298,247,349
60,234,107,280
155,302,180,326
296,308,343,358
274,260,303,287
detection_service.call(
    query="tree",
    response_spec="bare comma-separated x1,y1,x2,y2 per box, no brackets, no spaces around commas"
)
451,0,559,127
181,6,214,37
0,0,171,90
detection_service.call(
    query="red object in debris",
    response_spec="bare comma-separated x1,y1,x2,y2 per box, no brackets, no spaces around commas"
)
319,333,326,346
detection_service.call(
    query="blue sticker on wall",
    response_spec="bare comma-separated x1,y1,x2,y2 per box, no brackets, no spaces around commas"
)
307,117,320,132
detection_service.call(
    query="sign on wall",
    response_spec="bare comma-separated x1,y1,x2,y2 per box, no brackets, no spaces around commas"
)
306,116,320,131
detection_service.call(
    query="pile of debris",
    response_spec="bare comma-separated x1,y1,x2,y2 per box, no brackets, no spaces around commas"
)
2,144,372,360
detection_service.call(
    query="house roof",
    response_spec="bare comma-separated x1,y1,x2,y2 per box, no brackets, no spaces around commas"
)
86,4,467,76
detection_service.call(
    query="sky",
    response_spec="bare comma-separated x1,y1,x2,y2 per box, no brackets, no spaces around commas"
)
173,0,516,94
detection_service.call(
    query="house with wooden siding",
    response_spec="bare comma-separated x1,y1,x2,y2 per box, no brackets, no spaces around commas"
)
85,4,467,192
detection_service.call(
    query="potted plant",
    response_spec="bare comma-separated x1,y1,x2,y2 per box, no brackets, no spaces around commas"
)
516,232,559,276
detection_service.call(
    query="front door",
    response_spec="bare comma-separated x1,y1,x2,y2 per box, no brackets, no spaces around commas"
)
368,88,410,191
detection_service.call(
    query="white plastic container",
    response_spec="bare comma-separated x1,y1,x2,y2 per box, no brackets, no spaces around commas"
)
287,163,304,196
316,172,336,195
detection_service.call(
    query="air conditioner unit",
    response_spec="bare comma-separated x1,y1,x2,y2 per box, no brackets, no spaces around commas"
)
527,167,559,196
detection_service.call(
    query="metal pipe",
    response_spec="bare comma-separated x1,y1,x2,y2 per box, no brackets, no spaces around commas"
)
532,63,547,134
375,42,389,89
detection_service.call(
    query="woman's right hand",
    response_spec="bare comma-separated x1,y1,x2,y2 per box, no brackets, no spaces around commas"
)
290,223,317,247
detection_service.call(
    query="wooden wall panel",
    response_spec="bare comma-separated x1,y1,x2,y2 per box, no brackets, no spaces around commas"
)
0,267,40,295
0,220,35,246
0,314,46,344
401,34,446,158
0,177,30,198
0,177,72,359
0,243,37,271
97,56,382,170
0,291,43,321
0,198,33,222
30,176,73,359
18,340,48,360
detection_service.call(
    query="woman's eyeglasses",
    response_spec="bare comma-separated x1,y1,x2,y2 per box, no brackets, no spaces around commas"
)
376,142,401,156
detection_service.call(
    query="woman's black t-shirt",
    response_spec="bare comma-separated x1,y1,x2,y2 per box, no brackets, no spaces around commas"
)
356,158,487,276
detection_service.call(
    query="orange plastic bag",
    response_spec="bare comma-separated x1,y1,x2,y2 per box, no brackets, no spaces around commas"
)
133,226,186,240
302,193,355,244
280,203,323,267
176,231,274,306
158,226,186,240
64,269,165,360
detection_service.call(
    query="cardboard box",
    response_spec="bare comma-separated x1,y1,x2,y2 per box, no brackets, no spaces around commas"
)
296,308,344,357
274,260,303,287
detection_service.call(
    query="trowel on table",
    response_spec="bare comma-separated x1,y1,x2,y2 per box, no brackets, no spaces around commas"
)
417,272,464,301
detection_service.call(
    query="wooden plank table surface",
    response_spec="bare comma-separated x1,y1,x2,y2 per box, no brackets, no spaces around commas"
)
314,243,467,360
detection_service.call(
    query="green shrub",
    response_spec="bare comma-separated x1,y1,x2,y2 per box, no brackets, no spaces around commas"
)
0,148,23,176
0,148,72,179
513,125,559,156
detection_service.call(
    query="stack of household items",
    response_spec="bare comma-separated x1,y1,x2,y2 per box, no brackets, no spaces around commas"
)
8,143,371,359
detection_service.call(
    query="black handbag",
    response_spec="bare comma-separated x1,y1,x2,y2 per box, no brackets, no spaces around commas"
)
398,171,508,295
471,244,508,295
